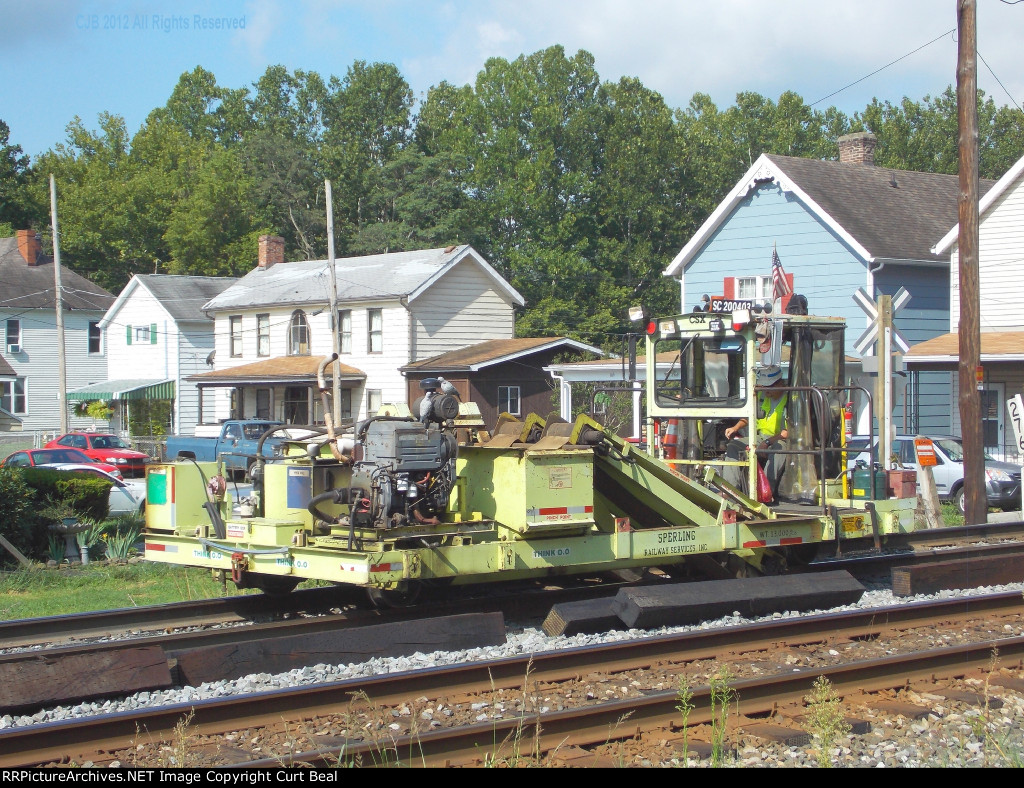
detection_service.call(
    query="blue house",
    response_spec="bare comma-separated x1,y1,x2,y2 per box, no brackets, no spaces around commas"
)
663,132,995,436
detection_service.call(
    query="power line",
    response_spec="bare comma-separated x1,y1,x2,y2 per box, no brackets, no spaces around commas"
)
810,28,956,108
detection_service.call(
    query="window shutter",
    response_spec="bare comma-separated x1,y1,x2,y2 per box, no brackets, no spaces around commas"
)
126,325,132,345
723,277,735,299
150,323,157,344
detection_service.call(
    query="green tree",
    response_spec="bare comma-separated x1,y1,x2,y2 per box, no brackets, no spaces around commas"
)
0,120,41,233
322,61,414,241
163,145,268,276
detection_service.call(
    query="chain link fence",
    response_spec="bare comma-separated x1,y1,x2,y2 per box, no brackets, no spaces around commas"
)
0,432,166,462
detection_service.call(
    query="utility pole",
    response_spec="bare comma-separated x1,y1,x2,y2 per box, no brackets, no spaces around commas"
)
957,0,985,524
325,180,341,427
49,175,69,434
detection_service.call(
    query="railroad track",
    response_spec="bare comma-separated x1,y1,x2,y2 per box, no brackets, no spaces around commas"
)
9,521,1024,652
4,589,1024,768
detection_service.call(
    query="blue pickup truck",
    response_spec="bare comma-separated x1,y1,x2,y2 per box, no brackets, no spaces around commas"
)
164,420,285,479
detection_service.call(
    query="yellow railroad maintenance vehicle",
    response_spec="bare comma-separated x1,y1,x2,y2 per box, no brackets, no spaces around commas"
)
143,303,917,604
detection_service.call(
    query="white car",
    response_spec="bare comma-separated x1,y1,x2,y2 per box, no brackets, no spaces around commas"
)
42,464,146,517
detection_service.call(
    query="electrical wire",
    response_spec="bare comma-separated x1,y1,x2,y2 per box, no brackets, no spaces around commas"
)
810,28,956,108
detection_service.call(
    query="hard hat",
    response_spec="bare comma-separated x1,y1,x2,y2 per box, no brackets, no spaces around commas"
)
756,365,783,387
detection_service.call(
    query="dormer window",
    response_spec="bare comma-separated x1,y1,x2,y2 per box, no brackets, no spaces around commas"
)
289,310,310,356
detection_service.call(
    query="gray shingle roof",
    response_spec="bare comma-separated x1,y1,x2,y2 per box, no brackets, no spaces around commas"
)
0,236,115,312
765,154,997,263
135,275,238,321
202,245,523,312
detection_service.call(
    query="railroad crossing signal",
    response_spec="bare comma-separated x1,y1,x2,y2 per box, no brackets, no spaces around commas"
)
853,287,911,355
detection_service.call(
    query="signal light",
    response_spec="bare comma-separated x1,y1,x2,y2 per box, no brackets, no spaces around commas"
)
646,320,657,335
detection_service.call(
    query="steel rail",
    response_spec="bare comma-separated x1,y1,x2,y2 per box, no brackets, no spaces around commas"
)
0,586,357,650
258,633,1024,767
2,590,1022,768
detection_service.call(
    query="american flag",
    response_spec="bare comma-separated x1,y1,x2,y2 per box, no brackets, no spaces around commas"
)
772,248,793,301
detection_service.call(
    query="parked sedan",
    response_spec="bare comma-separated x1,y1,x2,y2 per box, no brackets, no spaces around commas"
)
1,448,123,479
42,464,145,517
44,433,149,477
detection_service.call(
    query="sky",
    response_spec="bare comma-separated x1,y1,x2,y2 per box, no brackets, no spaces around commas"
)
2,0,1023,162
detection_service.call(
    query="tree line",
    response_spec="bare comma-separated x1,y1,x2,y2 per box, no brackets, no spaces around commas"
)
2,45,1022,351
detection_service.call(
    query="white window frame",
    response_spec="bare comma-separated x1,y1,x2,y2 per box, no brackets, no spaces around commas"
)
229,315,243,357
1,378,26,414
366,388,382,416
256,314,270,357
367,309,382,354
88,321,102,354
499,385,521,416
338,309,352,354
6,319,20,352
736,276,770,301
289,310,310,356
134,325,151,343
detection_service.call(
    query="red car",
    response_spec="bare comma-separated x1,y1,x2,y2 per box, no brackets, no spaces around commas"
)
44,433,150,477
2,448,123,479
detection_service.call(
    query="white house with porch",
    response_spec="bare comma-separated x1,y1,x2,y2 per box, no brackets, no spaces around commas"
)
192,237,524,426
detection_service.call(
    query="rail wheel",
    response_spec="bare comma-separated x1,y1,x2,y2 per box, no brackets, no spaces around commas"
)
367,581,422,608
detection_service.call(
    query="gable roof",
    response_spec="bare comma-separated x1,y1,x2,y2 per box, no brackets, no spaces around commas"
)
202,245,524,313
665,153,996,276
932,152,1024,255
101,275,238,328
0,354,14,376
0,236,115,312
403,337,605,373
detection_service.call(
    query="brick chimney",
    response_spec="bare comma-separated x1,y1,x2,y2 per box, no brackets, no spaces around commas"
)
258,234,285,269
16,229,42,266
838,132,877,166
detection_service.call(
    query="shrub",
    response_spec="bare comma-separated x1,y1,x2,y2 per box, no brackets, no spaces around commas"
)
23,467,111,522
0,466,37,565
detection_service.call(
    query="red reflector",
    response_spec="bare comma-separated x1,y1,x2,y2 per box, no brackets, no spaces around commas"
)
780,537,803,545
742,540,767,548
147,544,166,552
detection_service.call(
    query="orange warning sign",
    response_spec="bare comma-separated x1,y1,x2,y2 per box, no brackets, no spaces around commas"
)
915,437,937,467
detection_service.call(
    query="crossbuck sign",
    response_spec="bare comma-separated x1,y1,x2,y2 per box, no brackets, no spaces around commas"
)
853,286,911,355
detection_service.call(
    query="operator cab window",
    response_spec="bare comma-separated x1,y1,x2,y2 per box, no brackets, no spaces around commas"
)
653,334,747,409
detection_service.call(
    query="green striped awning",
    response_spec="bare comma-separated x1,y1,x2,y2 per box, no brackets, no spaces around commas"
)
67,379,176,402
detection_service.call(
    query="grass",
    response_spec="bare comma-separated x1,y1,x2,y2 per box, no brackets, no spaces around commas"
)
0,561,260,620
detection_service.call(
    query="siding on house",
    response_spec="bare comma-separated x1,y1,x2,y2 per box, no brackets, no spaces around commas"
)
874,265,951,436
950,171,1024,331
202,245,523,426
682,182,961,438
412,259,516,360
106,288,179,382
175,324,215,432
210,302,411,423
684,183,869,355
1,308,109,433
